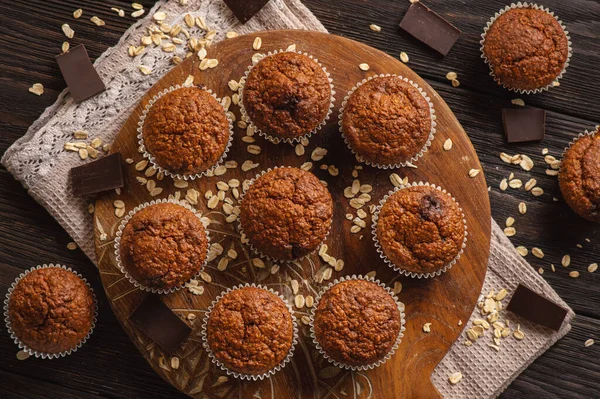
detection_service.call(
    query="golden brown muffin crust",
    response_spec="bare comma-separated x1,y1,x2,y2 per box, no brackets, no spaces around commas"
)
314,279,400,366
240,167,333,260
207,287,294,375
120,202,208,289
142,87,230,175
342,76,432,166
376,185,465,274
9,267,94,354
483,8,569,91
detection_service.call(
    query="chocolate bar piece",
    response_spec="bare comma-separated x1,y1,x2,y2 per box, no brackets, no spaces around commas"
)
399,2,461,56
507,284,568,332
70,153,124,196
56,44,105,102
129,294,192,353
223,0,270,24
502,108,546,143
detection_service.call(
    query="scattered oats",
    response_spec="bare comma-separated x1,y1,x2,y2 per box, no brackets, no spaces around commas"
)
524,178,537,191
390,173,403,188
513,329,525,340
500,152,513,164
226,31,238,39
113,200,125,209
135,159,148,171
468,169,481,178
294,294,305,309
198,47,207,60
552,81,560,87
449,372,463,385
519,155,534,171
170,357,180,370
400,51,409,63
509,179,522,189
561,255,571,267
88,203,95,214
67,242,78,250
443,138,453,151
311,147,327,161
145,166,157,177
451,79,460,87
504,227,516,237
241,160,259,172
328,165,339,176
90,16,105,26
538,267,544,275
115,207,126,218
74,130,89,139
131,3,143,10
305,295,314,308
369,24,381,32
393,281,403,295
569,271,579,278
295,144,305,156
505,217,515,227
252,258,265,268
73,8,83,18
242,136,255,143
217,257,229,271
516,246,528,257
531,187,544,197
29,83,44,96
334,259,344,272
199,271,212,283
291,279,299,295
247,144,261,155
423,323,432,333
499,178,508,191
546,169,559,176
149,187,163,197
207,195,219,209
518,202,527,214
153,11,166,21
16,351,30,361
301,315,310,325
62,24,75,39
585,339,595,347
139,65,152,75
252,36,263,51
495,289,508,301
162,43,176,52
588,263,598,273
511,98,525,106
359,63,370,71
286,43,296,51
350,225,361,233
79,148,89,160
62,41,70,53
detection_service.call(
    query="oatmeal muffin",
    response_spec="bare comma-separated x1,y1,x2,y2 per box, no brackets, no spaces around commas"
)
376,185,465,275
142,86,230,176
482,7,569,91
559,129,600,222
242,51,332,141
341,75,432,166
240,167,333,260
8,267,95,354
206,286,295,376
119,202,208,290
313,279,401,367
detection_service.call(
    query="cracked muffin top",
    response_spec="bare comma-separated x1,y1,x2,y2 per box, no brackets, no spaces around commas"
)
482,7,569,91
8,267,95,354
376,185,465,275
313,279,401,366
559,130,600,222
242,51,331,140
240,167,333,260
119,202,208,290
342,75,432,166
206,286,294,375
142,87,230,176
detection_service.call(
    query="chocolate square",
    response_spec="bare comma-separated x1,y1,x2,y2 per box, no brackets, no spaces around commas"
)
502,108,546,143
56,44,106,102
70,153,124,197
223,0,270,24
507,284,568,332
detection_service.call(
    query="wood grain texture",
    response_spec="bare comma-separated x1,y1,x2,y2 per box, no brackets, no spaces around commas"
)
0,0,599,398
93,30,490,399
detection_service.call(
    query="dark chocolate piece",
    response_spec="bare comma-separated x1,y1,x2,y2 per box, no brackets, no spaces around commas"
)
507,284,568,332
399,2,461,56
502,108,546,143
223,0,270,24
70,153,124,196
129,294,192,354
56,44,105,102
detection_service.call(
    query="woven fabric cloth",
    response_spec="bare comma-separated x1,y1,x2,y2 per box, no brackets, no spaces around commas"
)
1,1,573,397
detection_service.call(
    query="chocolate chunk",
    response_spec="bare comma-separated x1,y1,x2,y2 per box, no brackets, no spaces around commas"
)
129,294,192,353
70,153,124,196
56,44,105,102
223,0,270,24
507,284,568,332
399,2,461,56
502,108,546,143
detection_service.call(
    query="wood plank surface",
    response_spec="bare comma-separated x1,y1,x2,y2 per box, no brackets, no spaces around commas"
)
0,0,599,398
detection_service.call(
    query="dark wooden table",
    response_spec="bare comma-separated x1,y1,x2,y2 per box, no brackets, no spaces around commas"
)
1,1,598,397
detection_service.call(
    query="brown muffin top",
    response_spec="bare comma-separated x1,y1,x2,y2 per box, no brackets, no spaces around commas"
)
9,267,94,354
559,131,600,222
313,279,400,366
342,76,432,166
377,185,465,275
119,202,208,290
142,87,230,175
240,167,333,260
483,8,569,91
242,51,331,140
207,287,294,375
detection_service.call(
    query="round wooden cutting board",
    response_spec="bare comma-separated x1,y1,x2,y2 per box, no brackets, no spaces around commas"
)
94,30,491,398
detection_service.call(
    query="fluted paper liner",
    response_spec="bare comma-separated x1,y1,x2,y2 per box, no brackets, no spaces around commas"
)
238,48,336,144
372,181,468,279
309,274,406,371
114,198,210,294
480,2,572,94
201,283,299,380
560,125,599,159
4,264,98,359
338,73,437,169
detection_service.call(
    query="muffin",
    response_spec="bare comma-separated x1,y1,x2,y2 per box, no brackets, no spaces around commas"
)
341,75,433,167
119,202,209,290
7,267,95,355
482,6,569,91
559,129,600,222
142,86,231,176
375,184,466,276
312,278,401,367
240,167,333,260
205,286,295,377
242,51,332,141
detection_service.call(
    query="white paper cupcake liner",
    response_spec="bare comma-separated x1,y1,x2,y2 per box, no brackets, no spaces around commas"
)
338,74,437,169
114,198,210,294
237,166,332,263
561,125,599,159
137,83,234,181
4,264,98,359
238,48,336,144
309,274,406,371
371,181,468,279
480,2,572,95
201,283,299,380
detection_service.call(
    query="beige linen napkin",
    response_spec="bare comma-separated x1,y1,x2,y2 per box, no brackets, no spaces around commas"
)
1,0,573,397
